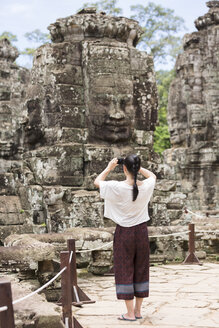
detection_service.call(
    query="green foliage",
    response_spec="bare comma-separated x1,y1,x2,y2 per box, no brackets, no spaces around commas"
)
130,2,186,64
21,47,36,57
81,0,122,15
153,70,175,155
0,31,17,43
22,29,50,57
24,29,50,44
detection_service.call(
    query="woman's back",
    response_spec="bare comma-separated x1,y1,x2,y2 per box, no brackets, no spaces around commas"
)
99,176,156,227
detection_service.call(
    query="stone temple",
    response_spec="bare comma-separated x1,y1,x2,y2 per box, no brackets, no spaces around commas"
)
0,3,219,288
12,7,159,235
164,0,219,212
0,38,30,241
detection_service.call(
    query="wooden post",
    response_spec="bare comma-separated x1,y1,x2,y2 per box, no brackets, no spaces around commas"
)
0,282,15,328
67,239,95,306
60,251,73,328
183,223,201,265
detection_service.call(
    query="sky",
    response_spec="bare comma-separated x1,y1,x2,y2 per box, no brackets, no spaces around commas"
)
0,0,208,68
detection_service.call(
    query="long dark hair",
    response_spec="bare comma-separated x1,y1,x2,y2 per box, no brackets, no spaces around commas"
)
123,154,141,201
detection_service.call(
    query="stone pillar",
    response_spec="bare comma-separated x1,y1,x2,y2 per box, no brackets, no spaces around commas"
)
164,1,219,210
0,39,31,241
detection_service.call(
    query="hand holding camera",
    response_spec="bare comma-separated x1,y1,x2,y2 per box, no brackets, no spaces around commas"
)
117,158,124,165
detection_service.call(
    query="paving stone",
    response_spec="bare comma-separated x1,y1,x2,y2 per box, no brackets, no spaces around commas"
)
75,263,219,328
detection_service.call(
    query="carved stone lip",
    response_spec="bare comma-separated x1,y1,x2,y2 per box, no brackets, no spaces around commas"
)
104,125,129,133
105,122,129,128
104,119,129,127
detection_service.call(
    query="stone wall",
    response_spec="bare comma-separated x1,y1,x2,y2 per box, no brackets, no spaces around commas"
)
164,1,219,211
0,39,31,242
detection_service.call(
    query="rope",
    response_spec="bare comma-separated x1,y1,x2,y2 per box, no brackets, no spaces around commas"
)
149,230,190,238
76,240,113,253
69,251,73,264
196,230,219,234
65,317,69,328
76,231,194,249
0,305,8,312
12,266,67,305
73,285,80,303
185,208,219,219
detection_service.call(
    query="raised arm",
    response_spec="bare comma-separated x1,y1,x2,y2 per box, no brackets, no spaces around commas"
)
139,167,157,180
94,158,118,188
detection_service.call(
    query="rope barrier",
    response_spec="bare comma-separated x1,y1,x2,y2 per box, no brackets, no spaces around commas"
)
185,208,219,219
65,317,69,328
196,230,219,234
75,231,197,249
185,208,206,218
12,266,67,305
76,240,113,253
149,230,190,238
0,224,217,318
69,251,73,264
74,230,192,249
0,305,8,313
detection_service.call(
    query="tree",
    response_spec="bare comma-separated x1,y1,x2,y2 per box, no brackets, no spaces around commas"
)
130,2,186,64
22,29,50,57
0,31,17,43
24,29,50,44
81,0,122,15
153,70,175,155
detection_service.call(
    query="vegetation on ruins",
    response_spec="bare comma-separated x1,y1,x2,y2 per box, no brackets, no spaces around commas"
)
153,70,174,154
0,31,17,42
82,0,123,15
21,29,50,57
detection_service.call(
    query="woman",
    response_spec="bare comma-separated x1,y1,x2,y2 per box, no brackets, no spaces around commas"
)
94,154,156,321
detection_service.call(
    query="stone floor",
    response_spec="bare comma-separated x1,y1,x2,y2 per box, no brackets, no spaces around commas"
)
74,263,219,328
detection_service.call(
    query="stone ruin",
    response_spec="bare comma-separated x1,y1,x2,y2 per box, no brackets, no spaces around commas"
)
22,7,159,235
0,38,30,241
164,0,219,212
0,5,219,323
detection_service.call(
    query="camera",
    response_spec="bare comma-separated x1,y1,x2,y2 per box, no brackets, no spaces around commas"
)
117,158,124,165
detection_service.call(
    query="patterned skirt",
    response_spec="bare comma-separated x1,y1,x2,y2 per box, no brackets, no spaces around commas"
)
113,222,150,300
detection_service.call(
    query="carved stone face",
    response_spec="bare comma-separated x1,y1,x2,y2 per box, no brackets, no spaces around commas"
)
85,43,135,143
88,76,134,142
168,103,187,146
168,78,188,146
89,93,134,142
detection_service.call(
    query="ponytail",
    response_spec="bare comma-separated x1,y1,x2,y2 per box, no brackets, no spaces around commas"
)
124,154,141,201
132,157,139,201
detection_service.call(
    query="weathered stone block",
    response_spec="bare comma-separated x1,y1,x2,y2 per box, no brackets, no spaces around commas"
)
0,225,33,243
24,144,84,186
155,180,177,192
51,64,83,85
60,106,86,128
63,190,104,227
0,86,11,100
59,128,88,143
84,145,113,175
0,196,24,225
56,84,84,105
134,130,153,146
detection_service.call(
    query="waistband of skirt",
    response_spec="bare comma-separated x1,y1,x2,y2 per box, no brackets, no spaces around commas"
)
116,221,148,230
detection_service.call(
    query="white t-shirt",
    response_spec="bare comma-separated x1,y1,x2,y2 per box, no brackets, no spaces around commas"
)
99,176,156,227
